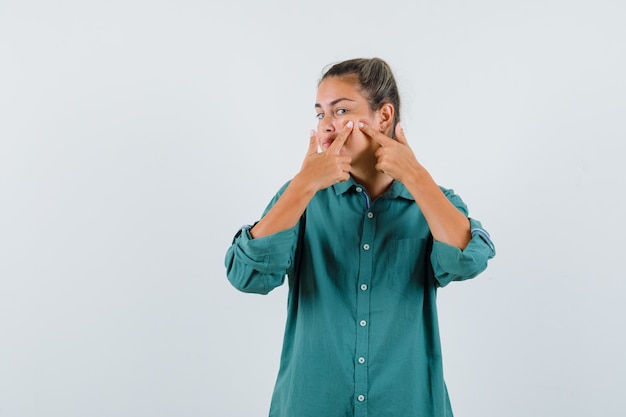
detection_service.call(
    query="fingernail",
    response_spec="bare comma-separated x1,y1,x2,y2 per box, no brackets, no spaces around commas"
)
310,129,316,136
358,122,364,128
397,122,403,130
347,121,353,128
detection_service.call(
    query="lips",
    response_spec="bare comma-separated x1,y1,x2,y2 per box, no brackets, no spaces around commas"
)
321,136,336,149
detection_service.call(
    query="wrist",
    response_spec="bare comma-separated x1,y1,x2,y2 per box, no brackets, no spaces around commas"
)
402,163,430,191
290,172,319,198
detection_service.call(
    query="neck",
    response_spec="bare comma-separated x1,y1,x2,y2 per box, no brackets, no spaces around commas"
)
350,166,393,200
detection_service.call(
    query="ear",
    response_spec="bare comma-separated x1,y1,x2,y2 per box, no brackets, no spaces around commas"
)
376,103,395,132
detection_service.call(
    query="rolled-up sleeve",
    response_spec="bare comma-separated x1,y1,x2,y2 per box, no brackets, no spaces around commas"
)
225,225,298,294
431,217,495,287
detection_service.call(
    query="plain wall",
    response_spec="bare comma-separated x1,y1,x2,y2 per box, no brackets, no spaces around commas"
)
1,0,625,416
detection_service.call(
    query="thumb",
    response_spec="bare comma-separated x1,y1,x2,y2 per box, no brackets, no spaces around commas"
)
395,122,408,145
308,130,320,154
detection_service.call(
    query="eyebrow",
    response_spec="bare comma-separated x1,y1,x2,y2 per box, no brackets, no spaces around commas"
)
314,97,355,108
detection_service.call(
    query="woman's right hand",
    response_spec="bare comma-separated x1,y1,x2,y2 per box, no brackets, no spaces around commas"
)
295,121,353,192
250,121,353,239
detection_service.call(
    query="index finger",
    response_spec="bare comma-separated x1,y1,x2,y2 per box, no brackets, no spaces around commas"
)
308,129,320,154
358,122,394,146
327,121,354,154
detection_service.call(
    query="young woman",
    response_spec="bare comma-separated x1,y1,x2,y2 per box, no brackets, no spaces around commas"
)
225,58,495,417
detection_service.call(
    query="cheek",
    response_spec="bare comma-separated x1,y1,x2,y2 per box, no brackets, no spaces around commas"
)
341,118,356,128
347,128,370,149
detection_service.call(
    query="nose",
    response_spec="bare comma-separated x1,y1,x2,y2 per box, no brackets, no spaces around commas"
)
319,114,336,133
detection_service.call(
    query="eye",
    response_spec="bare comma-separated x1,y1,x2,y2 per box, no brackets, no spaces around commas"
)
315,113,324,120
336,109,348,115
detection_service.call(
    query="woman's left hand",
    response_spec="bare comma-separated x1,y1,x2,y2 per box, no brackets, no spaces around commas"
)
358,122,421,184
360,121,471,249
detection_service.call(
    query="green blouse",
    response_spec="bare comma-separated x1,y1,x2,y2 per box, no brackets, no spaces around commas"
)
225,177,495,417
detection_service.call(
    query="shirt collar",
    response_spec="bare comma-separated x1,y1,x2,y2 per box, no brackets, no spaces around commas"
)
332,177,357,196
384,180,415,201
332,177,415,201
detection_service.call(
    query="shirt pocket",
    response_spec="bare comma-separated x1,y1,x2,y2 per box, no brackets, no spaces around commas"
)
383,238,428,295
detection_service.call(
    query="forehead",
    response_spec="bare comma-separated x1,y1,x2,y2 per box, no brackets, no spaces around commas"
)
316,76,366,106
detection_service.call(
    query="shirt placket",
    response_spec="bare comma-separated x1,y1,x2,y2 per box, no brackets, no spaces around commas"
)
354,186,375,417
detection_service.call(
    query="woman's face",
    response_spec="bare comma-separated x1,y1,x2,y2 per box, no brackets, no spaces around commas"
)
315,76,381,162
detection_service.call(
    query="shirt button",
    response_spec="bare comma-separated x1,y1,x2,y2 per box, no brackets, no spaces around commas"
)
360,320,367,327
360,284,368,291
363,244,370,251
367,212,374,219
356,187,363,193
358,357,366,364
358,394,365,402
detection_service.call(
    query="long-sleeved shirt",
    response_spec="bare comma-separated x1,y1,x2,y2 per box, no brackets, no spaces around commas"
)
225,177,495,417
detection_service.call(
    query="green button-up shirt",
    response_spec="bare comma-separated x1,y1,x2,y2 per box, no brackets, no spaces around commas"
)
225,177,495,417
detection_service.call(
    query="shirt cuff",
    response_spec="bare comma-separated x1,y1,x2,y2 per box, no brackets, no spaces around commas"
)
431,218,495,285
232,225,298,274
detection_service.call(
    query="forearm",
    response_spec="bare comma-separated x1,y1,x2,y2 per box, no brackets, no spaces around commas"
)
403,166,471,250
251,175,316,239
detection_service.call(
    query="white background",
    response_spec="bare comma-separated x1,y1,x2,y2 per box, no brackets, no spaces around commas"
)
1,0,625,416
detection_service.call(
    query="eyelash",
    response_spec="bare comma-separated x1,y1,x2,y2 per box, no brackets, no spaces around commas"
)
315,109,348,120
